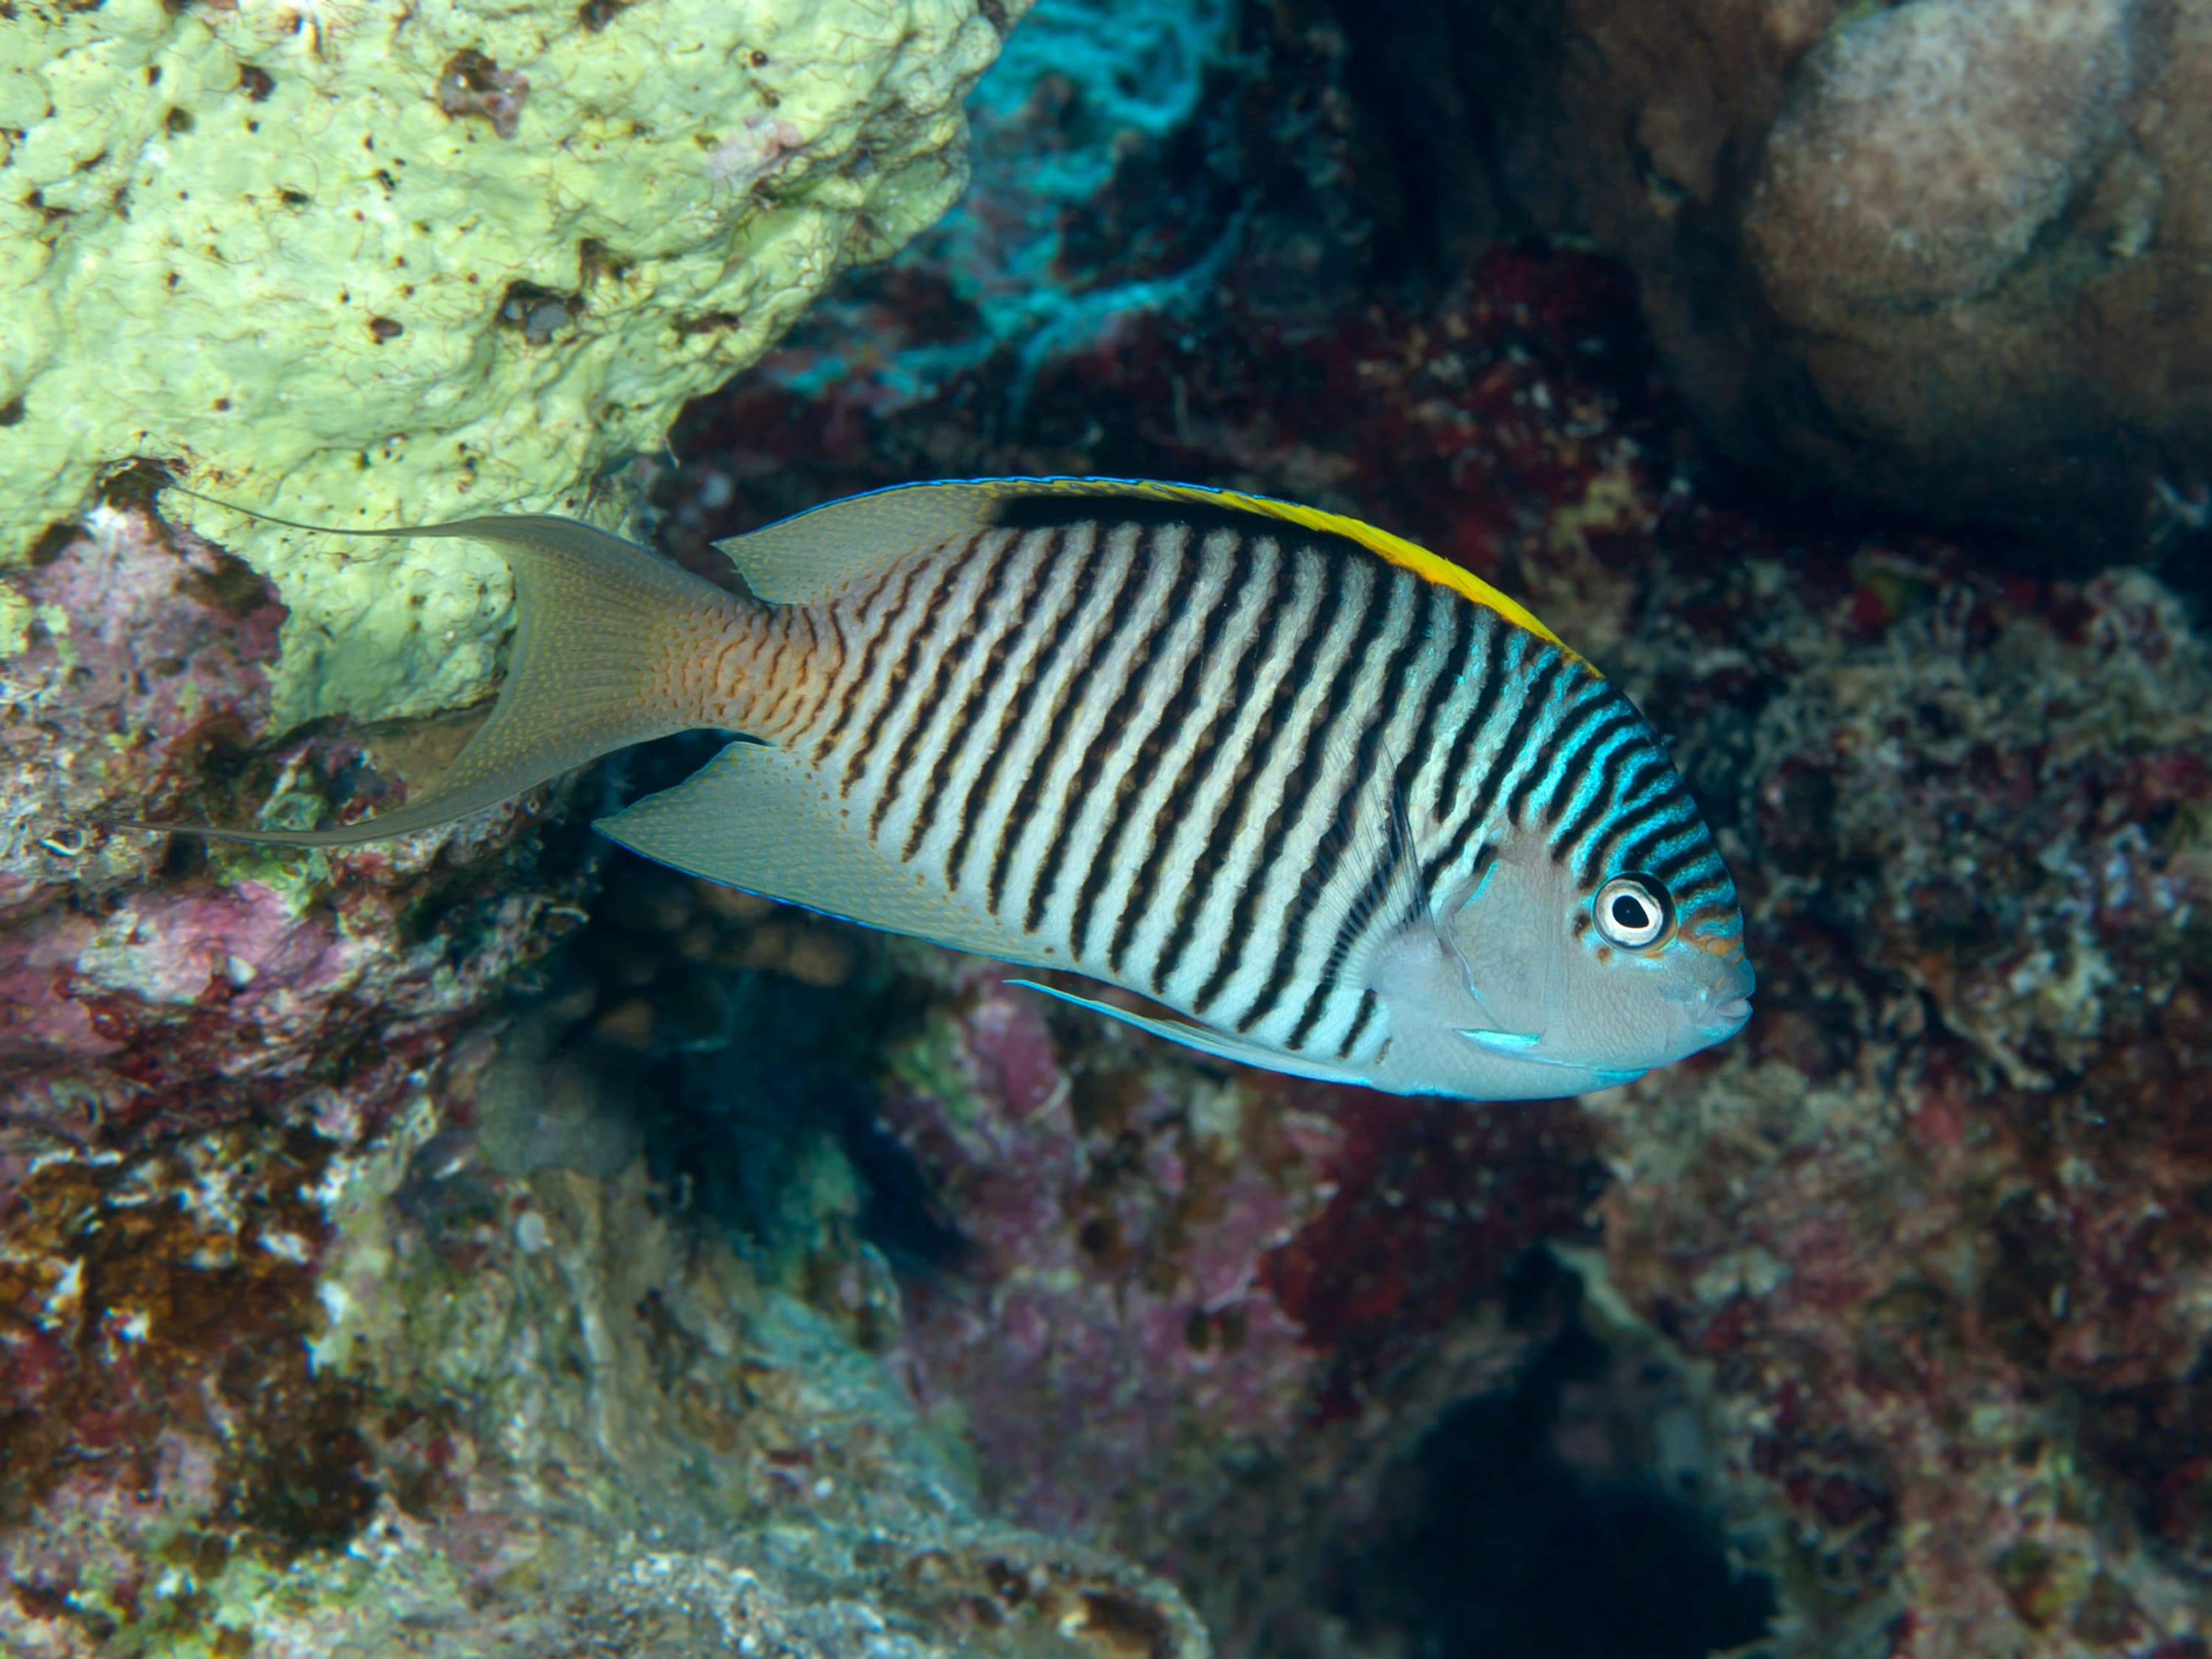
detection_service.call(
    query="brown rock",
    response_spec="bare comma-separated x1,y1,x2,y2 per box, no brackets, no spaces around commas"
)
1383,0,2212,559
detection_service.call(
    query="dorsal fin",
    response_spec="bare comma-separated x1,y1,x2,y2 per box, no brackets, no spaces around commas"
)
1000,479,1572,653
713,476,1574,655
712,480,1010,605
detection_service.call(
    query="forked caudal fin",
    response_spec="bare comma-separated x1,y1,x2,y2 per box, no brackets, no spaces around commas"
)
128,494,747,846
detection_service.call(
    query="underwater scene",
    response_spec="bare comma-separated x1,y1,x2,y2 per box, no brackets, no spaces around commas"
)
4,0,2211,1653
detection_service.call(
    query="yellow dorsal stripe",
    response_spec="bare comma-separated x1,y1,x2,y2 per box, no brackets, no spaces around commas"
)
991,477,1579,661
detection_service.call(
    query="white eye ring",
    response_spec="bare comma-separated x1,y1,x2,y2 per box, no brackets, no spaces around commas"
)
1594,874,1670,947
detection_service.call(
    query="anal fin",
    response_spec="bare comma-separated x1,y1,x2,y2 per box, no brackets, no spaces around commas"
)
595,740,1055,967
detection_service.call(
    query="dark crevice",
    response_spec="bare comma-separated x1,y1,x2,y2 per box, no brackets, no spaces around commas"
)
1332,1259,1776,1659
503,735,961,1273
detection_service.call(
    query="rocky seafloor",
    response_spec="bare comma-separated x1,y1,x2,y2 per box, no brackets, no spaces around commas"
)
6,2,2211,1657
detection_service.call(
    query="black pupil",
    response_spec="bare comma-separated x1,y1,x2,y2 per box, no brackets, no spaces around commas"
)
1610,892,1652,931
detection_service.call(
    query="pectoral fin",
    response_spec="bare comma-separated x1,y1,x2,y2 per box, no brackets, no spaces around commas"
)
1458,1028,1543,1054
1455,1026,1644,1087
1444,842,1567,1039
1006,980,1368,1086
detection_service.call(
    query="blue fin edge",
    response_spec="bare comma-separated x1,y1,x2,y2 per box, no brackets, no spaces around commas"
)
1006,979,1368,1087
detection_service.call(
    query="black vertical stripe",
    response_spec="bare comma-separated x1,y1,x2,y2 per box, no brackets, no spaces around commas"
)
1551,736,1660,862
1104,532,1255,975
1542,706,1642,827
1289,582,1443,1050
1650,841,1720,886
1193,548,1353,1015
1613,801,1703,877
1335,987,1381,1061
1150,542,1298,991
1395,588,1468,840
1669,868,1733,907
1582,776,1691,877
1263,574,1422,1045
1470,652,1567,828
1065,529,1208,958
1012,529,1151,931
896,532,1037,858
991,526,1129,919
1221,561,1395,1033
869,532,1006,836
947,528,1075,893
839,538,973,796
1503,675,1610,830
1422,620,1517,888
813,554,928,771
1426,647,1565,899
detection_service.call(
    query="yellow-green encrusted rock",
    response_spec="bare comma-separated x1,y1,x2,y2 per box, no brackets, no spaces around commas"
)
0,0,1025,726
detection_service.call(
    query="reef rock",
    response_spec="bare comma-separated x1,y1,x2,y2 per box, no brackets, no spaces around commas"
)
1354,0,2212,560
0,0,1029,726
1590,502,2212,1658
0,503,582,1135
1,1012,1207,1658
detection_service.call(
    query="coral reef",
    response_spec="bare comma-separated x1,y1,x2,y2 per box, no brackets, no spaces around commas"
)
1,1015,1207,1657
874,953,1602,1632
1594,538,2212,1655
1,0,1029,726
9,4,2212,1658
1325,0,2212,560
529,841,1610,1649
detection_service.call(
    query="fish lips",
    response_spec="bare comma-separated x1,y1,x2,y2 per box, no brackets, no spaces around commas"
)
1688,954,1756,1044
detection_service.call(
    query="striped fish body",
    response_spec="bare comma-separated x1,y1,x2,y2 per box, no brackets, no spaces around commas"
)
613,481,1753,1098
166,476,1753,1100
736,512,1439,1068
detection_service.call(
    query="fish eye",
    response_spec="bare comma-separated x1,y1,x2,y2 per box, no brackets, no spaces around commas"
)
1593,874,1671,948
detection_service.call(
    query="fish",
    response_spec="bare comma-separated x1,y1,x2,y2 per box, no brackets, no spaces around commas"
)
145,476,1754,1100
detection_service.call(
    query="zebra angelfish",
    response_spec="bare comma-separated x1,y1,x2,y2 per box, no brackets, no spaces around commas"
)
151,477,1754,1100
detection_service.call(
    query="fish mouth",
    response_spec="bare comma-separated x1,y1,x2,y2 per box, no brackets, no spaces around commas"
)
1693,959,1756,1038
1688,1004,1752,1046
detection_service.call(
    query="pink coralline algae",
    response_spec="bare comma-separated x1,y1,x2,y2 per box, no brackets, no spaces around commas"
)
873,952,1599,1635
1,501,580,1138
1,501,585,1644
883,968,1326,1543
1,501,282,911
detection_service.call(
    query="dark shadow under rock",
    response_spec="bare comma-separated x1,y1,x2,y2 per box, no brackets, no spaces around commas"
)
1326,1257,1776,1659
